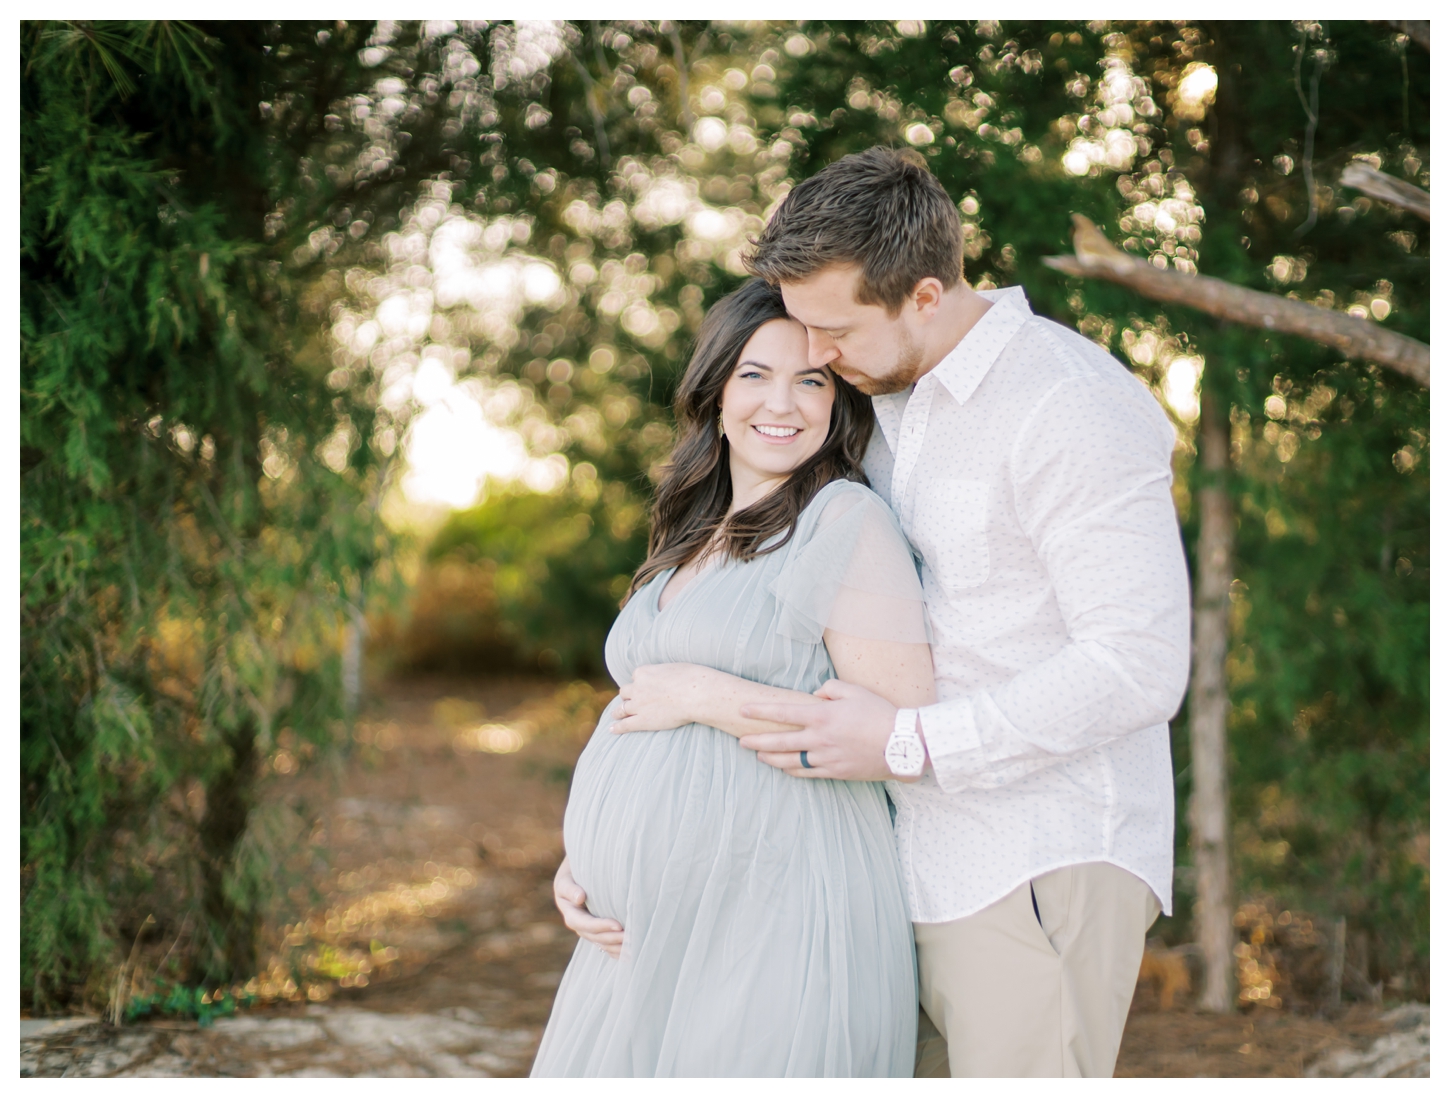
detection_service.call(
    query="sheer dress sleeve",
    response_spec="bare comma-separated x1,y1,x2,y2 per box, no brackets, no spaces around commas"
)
768,484,932,646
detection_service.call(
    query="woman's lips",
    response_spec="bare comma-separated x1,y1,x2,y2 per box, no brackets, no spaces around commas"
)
751,424,803,443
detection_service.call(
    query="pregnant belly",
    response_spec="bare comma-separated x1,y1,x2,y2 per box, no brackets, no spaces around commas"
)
563,704,815,926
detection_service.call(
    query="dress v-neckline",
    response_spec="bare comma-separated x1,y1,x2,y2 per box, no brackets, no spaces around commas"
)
655,555,719,615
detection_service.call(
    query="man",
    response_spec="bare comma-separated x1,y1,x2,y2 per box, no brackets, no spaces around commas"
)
557,146,1191,1077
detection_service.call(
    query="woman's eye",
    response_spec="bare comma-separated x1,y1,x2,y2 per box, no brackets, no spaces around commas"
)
800,378,825,388
740,370,764,380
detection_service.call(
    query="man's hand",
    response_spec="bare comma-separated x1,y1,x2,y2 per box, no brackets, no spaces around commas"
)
610,663,711,734
553,856,623,958
739,679,902,781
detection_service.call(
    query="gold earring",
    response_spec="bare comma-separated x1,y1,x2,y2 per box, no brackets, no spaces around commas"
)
717,412,724,437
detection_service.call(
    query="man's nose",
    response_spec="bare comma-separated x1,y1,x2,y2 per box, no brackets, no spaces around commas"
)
805,329,839,369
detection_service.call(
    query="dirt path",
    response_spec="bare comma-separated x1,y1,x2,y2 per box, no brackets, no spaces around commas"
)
19,675,1428,1077
23,674,590,1078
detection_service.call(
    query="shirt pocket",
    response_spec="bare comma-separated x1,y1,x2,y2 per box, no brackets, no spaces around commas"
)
916,478,990,589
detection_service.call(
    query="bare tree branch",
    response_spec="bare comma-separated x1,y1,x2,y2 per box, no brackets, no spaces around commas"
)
1044,215,1429,388
569,48,611,170
1339,161,1429,221
1374,19,1429,51
1290,32,1326,238
662,21,693,129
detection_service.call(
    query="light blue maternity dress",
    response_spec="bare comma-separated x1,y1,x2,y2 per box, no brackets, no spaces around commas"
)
531,479,928,1078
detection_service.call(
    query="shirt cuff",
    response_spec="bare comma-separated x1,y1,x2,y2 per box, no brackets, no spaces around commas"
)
917,696,986,788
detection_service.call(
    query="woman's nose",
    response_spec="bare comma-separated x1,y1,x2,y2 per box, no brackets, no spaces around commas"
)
763,377,796,414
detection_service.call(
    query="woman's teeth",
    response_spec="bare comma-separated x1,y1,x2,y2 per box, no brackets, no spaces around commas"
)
753,425,800,438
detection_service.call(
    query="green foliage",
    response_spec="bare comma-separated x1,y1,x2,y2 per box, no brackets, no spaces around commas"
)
125,981,255,1028
1225,354,1429,984
423,483,650,675
20,21,398,1007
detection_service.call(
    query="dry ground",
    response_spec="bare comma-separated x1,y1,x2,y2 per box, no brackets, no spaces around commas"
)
19,674,1427,1077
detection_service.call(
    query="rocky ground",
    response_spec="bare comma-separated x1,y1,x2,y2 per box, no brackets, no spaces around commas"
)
1116,1001,1429,1078
20,1007,541,1078
18,674,1430,1078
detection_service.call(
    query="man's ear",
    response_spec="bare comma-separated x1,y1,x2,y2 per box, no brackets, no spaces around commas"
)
908,277,944,318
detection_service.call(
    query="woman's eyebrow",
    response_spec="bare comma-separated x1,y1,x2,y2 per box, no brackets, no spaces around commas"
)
794,366,830,379
737,360,775,371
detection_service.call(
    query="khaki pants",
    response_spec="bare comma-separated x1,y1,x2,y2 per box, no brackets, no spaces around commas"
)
913,862,1160,1078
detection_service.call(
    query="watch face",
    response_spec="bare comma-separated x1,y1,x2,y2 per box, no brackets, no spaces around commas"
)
887,735,924,777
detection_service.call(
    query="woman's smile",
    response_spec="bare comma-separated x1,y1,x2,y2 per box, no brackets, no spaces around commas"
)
752,423,803,441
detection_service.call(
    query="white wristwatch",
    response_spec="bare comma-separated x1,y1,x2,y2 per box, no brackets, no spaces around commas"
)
885,708,927,779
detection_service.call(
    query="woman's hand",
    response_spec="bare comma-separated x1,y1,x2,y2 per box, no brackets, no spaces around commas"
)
610,663,714,734
554,856,623,958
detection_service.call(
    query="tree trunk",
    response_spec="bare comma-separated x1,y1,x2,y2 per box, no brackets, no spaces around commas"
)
197,718,260,984
342,602,365,719
1190,390,1236,1013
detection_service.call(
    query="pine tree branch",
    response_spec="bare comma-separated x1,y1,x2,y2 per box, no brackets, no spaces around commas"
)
1339,162,1429,221
1044,215,1430,388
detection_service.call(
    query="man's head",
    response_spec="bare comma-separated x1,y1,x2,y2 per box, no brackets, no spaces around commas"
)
744,146,966,395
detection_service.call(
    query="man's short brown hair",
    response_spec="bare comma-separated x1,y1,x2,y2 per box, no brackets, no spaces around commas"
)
744,146,964,314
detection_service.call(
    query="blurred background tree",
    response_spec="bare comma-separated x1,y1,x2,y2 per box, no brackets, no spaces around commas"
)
21,18,1428,1013
20,21,400,1005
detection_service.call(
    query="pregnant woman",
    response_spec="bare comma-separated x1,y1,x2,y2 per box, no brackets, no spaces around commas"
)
530,278,935,1078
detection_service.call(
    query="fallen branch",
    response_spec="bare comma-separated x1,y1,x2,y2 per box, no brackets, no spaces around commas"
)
1044,215,1429,388
1339,162,1429,221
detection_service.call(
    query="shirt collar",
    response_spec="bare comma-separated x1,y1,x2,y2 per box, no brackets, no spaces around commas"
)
871,390,910,454
924,286,1032,405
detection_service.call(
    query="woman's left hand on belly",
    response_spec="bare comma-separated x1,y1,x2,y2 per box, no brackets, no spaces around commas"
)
611,663,713,734
554,856,624,958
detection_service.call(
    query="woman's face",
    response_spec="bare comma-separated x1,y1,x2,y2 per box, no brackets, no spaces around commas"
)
719,318,836,494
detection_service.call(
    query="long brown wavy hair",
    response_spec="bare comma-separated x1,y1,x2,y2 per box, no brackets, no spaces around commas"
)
626,278,876,601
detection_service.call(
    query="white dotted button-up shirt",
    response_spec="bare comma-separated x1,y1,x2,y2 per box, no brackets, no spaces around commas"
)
866,287,1191,924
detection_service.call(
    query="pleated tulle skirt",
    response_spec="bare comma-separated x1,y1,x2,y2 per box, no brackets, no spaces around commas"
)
530,701,917,1078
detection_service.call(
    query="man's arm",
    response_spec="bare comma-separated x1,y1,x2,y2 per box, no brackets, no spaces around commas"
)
916,373,1190,790
610,663,822,739
919,483,1189,790
743,373,1190,788
614,632,935,781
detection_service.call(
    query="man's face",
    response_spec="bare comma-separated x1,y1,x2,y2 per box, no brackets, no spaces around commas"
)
779,265,925,396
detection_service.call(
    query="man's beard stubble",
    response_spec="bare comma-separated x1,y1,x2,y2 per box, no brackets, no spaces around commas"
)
837,328,925,396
